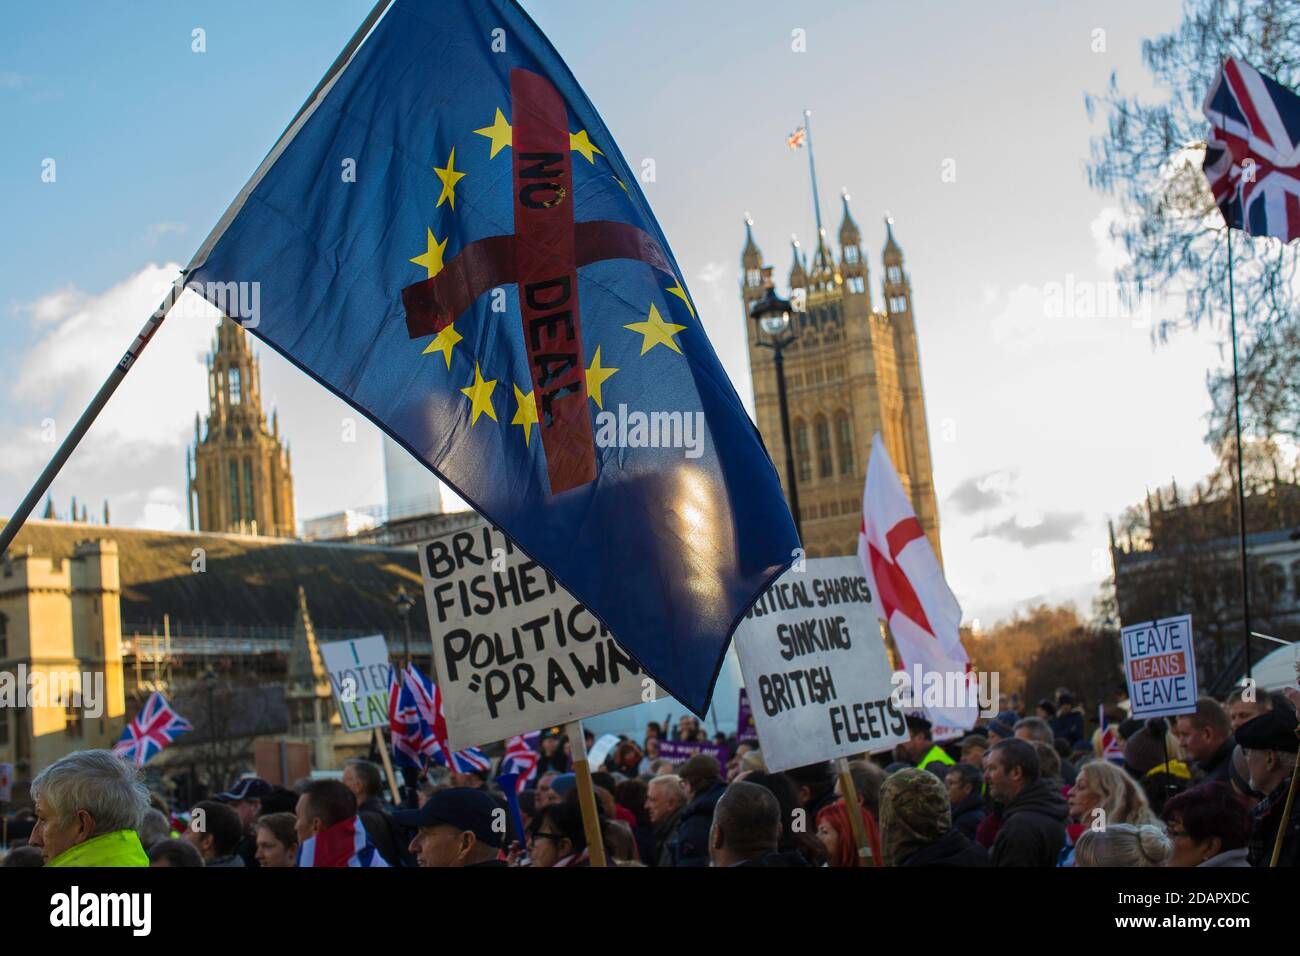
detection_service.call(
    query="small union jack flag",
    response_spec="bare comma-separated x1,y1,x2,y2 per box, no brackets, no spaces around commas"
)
1099,705,1124,764
499,732,540,791
1203,57,1300,242
388,663,453,771
113,691,193,767
787,126,807,150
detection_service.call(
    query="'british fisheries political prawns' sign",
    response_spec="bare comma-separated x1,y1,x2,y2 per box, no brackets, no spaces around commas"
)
419,522,658,749
1120,614,1198,719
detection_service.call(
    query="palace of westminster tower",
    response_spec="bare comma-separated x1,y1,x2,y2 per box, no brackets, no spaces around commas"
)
741,195,942,562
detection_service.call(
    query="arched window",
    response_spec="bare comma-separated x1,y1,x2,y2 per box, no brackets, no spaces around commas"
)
835,413,854,476
229,460,241,523
229,366,242,405
795,420,811,482
815,416,832,478
243,459,256,529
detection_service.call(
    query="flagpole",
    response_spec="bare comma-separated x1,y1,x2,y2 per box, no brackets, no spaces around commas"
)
565,719,608,867
373,726,402,805
1226,223,1253,679
0,0,399,560
835,757,876,866
802,109,825,241
0,274,187,557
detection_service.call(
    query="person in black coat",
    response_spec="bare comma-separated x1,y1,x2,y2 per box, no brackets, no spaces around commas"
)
671,754,726,867
986,739,1068,867
945,763,986,841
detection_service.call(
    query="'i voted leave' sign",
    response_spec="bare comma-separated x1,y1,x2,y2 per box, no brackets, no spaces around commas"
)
1120,614,1198,718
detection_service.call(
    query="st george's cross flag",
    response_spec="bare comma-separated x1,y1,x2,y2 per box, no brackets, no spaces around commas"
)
859,434,977,730
182,0,797,717
113,691,193,767
1203,57,1300,242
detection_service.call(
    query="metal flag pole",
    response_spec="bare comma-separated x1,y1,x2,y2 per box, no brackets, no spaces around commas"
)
1226,223,1254,679
0,275,186,557
802,109,826,241
0,0,397,560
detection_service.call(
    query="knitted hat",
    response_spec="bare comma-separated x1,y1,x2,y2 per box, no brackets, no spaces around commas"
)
1123,721,1169,776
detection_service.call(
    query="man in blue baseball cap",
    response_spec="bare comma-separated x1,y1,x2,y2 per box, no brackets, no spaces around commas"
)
216,777,273,867
393,788,505,867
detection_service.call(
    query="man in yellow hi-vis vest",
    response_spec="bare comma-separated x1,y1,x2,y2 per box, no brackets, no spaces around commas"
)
903,715,956,772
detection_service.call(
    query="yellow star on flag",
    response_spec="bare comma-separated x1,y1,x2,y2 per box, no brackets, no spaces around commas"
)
460,363,498,425
433,147,467,210
612,176,628,192
511,385,539,447
474,108,512,159
585,346,619,409
570,129,604,164
624,304,686,356
410,227,448,279
422,322,462,368
665,278,696,320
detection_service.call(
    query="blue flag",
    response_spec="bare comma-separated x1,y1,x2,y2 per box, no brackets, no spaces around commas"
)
185,0,797,715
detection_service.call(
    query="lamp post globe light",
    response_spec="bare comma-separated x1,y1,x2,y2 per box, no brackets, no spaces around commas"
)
749,266,803,542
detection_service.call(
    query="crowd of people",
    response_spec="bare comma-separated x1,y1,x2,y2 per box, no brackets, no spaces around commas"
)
2,686,1297,868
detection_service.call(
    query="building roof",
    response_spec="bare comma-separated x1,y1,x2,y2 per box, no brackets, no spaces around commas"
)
1,518,430,637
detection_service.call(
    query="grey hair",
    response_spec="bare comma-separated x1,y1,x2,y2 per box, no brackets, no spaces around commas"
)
138,809,172,849
1074,823,1171,867
31,749,151,836
649,773,687,805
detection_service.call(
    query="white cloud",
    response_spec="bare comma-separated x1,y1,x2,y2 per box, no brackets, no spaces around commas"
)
145,222,188,246
1,265,220,507
136,486,185,531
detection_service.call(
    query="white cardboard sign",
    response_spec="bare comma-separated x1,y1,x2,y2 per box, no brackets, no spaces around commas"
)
319,635,391,732
735,556,909,772
1121,614,1198,718
419,522,656,749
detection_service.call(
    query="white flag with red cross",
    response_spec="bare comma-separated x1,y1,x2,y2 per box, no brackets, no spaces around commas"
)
859,433,977,730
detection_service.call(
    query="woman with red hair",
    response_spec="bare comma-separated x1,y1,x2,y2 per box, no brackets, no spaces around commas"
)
815,798,882,867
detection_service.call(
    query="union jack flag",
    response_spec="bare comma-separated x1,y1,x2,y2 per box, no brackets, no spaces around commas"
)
388,663,453,771
499,732,540,791
437,746,493,774
1203,57,1300,242
113,691,193,767
787,126,807,150
1099,705,1124,765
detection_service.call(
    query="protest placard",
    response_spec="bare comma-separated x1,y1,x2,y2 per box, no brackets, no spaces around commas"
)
319,635,392,732
737,688,758,741
419,522,658,749
734,556,908,772
656,739,729,765
1121,614,1198,718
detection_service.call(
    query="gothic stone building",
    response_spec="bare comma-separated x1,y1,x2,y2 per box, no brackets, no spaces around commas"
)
188,319,297,537
741,198,941,560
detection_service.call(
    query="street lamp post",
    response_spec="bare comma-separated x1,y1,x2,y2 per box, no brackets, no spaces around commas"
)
395,586,415,665
749,267,803,543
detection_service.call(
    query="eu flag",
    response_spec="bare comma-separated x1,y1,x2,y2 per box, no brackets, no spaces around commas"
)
185,0,797,715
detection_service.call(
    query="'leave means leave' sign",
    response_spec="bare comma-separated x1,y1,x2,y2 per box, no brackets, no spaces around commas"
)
1120,614,1198,719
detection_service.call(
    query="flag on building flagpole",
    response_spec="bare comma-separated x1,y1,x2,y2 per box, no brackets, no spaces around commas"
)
859,433,976,730
787,126,807,150
180,0,797,717
113,691,193,767
1202,56,1300,242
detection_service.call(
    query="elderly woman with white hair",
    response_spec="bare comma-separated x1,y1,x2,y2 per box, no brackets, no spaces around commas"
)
1074,823,1172,867
28,749,152,867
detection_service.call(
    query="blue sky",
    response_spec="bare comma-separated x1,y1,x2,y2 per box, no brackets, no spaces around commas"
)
0,0,1230,628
